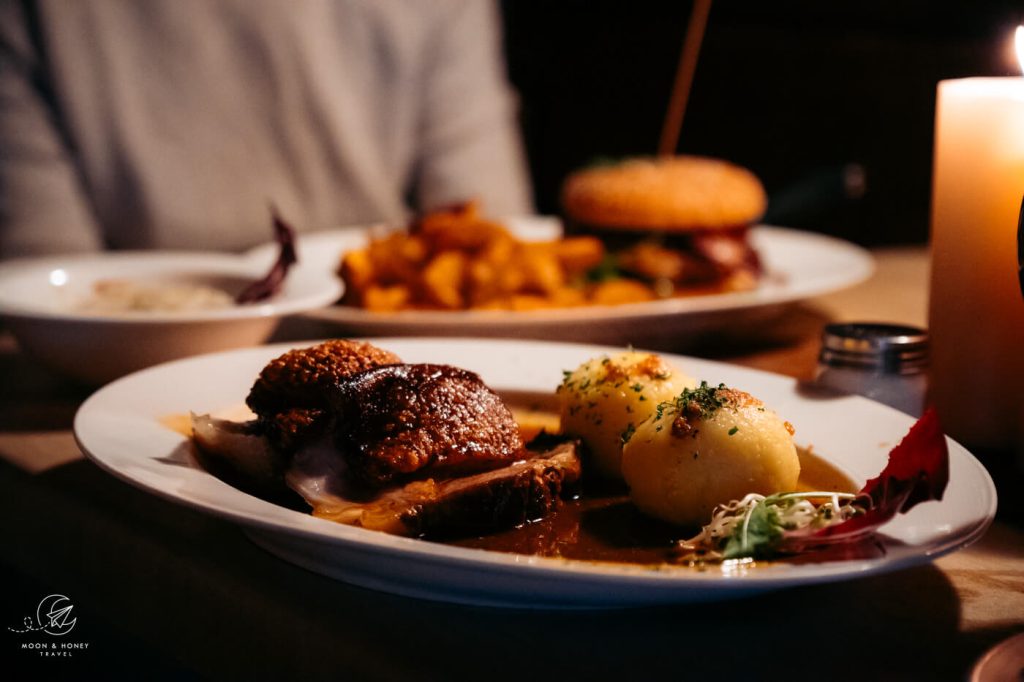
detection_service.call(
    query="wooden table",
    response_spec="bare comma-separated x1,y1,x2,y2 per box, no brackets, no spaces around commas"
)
2,247,1022,681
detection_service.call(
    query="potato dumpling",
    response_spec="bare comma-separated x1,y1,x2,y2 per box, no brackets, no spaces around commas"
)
621,383,799,526
557,352,697,478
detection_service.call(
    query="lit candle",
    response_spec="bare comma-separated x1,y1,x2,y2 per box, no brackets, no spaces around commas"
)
928,27,1024,457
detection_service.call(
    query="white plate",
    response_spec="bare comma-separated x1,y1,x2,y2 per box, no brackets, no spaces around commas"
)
74,338,995,608
245,219,874,345
0,252,342,384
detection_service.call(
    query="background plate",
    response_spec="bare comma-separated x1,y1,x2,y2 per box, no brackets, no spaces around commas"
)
246,220,874,345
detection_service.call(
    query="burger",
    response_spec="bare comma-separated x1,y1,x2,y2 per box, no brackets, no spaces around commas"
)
561,155,766,294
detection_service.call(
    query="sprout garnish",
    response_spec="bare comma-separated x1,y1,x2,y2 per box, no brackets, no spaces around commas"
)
680,491,868,560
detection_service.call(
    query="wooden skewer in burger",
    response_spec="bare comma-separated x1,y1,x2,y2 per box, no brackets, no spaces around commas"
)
560,0,764,298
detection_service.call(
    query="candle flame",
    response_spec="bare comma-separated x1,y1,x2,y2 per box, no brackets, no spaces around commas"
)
1016,26,1024,74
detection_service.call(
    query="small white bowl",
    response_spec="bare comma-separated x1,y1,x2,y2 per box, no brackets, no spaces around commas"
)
0,251,342,384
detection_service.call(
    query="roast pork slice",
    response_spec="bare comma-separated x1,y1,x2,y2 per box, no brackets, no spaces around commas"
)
190,412,306,507
287,441,582,538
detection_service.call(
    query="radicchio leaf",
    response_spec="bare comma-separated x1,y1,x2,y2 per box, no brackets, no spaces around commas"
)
788,407,950,549
235,208,298,304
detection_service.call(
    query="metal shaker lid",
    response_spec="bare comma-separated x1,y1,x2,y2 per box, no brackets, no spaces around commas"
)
819,322,929,374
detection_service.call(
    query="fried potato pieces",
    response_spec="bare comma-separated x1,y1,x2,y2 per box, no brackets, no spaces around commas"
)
338,200,756,312
339,201,633,312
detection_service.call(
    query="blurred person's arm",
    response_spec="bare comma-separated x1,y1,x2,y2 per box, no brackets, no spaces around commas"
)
411,0,533,217
0,1,102,258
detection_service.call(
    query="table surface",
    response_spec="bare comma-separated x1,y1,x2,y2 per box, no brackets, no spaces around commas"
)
2,246,1023,681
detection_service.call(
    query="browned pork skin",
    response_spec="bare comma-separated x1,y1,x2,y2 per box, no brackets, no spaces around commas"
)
328,363,525,490
246,339,402,452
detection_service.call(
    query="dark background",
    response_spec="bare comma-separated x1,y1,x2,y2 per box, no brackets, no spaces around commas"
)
501,1,1024,246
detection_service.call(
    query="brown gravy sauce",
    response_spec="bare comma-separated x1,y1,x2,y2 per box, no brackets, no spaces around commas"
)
446,392,862,566
444,446,860,565
160,413,194,437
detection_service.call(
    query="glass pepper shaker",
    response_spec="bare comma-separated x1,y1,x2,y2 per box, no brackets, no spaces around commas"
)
815,322,929,417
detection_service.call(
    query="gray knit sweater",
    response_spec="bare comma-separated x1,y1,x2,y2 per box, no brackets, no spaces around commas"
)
0,0,532,257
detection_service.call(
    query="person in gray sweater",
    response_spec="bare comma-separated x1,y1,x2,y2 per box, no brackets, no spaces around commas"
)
0,0,532,257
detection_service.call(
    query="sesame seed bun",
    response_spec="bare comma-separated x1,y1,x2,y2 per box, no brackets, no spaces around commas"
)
561,156,767,232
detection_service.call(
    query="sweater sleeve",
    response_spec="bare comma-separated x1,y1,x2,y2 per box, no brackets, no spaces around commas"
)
410,0,533,218
0,0,102,258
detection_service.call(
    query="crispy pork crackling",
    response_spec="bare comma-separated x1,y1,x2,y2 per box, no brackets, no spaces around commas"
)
329,363,525,489
246,339,401,451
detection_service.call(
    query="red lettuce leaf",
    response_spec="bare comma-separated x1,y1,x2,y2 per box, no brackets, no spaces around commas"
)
235,208,298,304
805,407,950,545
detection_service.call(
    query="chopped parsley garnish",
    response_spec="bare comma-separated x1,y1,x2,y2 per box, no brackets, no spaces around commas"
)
620,423,636,445
671,381,730,420
728,426,739,436
558,369,575,391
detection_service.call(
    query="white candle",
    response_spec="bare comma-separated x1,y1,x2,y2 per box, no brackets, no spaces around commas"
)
928,40,1024,455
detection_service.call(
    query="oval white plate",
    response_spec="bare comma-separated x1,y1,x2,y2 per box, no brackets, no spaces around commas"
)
74,339,995,608
245,219,874,345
